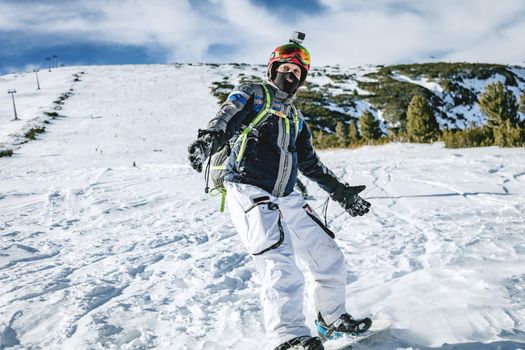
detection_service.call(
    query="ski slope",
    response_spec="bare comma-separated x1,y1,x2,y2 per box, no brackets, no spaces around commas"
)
1,64,525,350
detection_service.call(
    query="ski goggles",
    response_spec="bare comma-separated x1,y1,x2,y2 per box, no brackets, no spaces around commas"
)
275,44,311,67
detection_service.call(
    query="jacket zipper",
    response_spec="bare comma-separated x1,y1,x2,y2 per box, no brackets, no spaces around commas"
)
275,109,292,197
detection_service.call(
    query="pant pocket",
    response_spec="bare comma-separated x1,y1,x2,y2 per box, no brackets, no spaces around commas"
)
244,198,285,255
302,204,335,239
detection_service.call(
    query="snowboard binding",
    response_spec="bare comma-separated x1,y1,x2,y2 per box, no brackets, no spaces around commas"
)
315,313,372,342
274,335,324,350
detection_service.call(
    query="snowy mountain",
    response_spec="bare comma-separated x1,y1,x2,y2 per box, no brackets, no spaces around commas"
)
207,63,525,136
1,64,524,350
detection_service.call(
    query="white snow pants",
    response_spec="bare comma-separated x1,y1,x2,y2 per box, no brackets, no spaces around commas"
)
225,182,347,348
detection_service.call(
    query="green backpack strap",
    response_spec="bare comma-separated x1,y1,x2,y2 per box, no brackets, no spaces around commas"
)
236,84,303,163
236,84,273,162
209,187,227,212
210,84,273,213
291,104,300,139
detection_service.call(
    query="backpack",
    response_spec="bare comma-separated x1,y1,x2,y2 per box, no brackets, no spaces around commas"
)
205,83,300,212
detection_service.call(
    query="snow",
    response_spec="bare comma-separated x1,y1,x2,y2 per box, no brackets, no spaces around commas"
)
309,65,378,96
1,64,525,350
391,72,445,97
0,68,83,149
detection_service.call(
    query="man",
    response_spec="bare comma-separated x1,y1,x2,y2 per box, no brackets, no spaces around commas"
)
188,35,372,350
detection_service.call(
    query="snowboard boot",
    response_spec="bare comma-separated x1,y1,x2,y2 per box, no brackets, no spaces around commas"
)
274,335,324,350
315,313,372,342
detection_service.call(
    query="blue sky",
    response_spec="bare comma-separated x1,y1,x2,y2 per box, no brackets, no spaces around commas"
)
1,0,525,74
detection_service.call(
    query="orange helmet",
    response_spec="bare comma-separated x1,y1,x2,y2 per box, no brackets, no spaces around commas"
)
267,42,311,84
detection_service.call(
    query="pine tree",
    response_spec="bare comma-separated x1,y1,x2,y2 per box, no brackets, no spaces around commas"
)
406,95,439,143
359,111,382,142
493,119,525,147
335,121,350,147
348,119,360,144
312,130,339,149
519,90,525,115
312,130,324,148
479,82,518,128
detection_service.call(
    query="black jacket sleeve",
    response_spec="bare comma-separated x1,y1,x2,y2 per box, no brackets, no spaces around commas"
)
203,83,256,153
296,117,341,194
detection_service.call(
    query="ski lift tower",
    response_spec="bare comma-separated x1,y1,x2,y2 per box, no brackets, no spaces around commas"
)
8,90,18,120
52,54,58,68
45,57,51,72
33,69,41,90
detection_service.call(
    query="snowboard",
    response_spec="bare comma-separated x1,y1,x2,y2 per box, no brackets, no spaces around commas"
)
323,319,391,350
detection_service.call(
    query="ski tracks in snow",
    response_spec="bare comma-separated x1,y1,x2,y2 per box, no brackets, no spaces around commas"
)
318,146,525,346
1,163,263,349
1,65,268,349
2,66,525,349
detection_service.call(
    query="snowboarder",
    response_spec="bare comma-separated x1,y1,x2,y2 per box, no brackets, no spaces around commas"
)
188,33,372,350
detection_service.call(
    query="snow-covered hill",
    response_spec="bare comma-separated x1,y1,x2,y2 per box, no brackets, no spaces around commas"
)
1,64,524,350
204,63,525,138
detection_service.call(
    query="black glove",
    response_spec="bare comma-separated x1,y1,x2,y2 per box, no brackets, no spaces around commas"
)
331,183,371,217
187,129,224,173
188,138,211,173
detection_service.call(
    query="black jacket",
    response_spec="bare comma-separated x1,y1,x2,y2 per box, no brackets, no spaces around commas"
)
206,82,341,197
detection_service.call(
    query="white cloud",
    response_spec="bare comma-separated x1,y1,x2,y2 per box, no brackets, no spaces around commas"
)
1,0,525,67
310,0,525,65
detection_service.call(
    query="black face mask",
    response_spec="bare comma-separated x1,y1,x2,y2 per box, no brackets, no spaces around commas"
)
273,72,300,94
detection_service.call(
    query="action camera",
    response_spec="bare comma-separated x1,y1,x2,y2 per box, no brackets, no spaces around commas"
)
290,31,306,44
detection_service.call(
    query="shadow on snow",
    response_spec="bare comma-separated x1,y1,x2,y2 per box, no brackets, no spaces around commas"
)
343,328,525,350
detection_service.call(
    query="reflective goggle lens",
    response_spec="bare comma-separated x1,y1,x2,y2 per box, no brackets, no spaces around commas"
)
277,44,310,66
